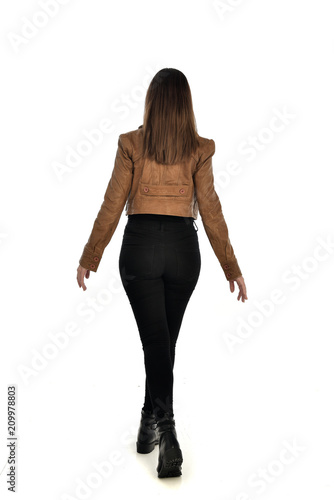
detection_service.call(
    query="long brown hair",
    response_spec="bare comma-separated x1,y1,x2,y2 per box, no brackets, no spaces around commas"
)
142,68,200,165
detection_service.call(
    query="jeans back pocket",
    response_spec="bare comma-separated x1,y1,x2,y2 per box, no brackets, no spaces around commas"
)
119,243,155,281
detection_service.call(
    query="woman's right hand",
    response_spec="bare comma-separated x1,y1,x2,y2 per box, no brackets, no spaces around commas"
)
229,275,248,302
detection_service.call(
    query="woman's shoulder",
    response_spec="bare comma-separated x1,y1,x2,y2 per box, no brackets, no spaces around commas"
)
119,126,215,161
196,135,215,160
118,127,143,160
197,134,215,149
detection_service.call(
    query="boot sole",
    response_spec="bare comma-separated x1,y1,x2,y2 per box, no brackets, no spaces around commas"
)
157,447,183,478
136,438,159,454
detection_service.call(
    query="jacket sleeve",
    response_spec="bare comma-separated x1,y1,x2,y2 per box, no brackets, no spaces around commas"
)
193,139,242,281
79,134,134,272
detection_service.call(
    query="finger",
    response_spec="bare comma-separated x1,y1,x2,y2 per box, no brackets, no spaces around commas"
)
240,284,246,299
80,274,87,291
79,275,87,291
77,271,85,289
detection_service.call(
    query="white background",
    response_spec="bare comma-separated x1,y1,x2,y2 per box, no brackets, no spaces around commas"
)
1,0,333,498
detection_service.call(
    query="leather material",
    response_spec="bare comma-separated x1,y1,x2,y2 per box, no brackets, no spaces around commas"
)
155,414,183,478
136,409,159,454
79,125,242,281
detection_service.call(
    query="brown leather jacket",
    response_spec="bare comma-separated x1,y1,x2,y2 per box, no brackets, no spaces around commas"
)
79,125,242,281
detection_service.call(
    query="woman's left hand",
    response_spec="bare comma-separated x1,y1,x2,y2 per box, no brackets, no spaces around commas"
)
77,265,90,291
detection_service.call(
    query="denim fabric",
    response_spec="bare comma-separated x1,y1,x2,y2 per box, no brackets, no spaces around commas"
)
118,213,201,417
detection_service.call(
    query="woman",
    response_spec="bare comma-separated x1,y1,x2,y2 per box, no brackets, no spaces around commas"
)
77,68,247,478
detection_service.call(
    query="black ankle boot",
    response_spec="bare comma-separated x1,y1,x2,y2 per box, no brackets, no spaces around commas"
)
155,413,183,478
136,409,159,454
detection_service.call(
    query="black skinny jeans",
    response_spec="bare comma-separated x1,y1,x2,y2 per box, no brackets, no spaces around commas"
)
118,213,201,419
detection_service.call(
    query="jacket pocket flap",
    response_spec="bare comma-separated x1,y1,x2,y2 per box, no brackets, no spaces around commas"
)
140,183,189,196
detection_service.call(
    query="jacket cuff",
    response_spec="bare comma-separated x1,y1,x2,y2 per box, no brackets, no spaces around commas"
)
221,260,242,281
79,245,102,272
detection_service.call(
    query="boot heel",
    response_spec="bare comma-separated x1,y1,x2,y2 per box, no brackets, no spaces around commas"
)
157,446,183,478
136,440,157,454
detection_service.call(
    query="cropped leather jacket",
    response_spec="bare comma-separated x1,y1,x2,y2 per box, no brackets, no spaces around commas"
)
79,125,242,281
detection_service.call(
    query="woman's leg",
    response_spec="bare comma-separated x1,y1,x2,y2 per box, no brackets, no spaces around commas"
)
142,276,199,414
119,273,174,417
161,239,201,411
119,215,201,419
